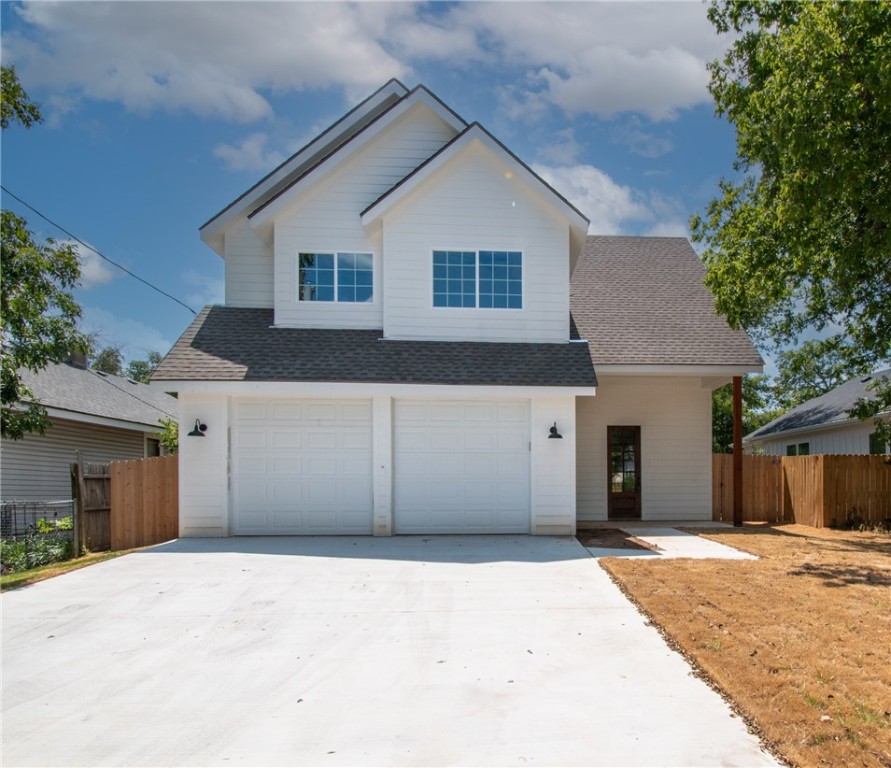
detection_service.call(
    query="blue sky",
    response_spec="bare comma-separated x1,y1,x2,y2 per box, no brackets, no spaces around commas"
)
1,1,743,366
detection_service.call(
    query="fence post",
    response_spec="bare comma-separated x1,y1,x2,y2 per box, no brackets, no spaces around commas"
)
70,457,83,558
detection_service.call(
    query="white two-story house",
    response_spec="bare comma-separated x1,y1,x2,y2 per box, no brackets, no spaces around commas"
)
152,80,762,537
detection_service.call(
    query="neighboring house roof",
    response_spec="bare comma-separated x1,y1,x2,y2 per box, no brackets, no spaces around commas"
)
570,236,764,369
746,368,891,442
18,362,178,430
151,307,597,388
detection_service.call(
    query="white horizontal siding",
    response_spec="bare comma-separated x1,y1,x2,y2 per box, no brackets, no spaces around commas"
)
1,419,146,501
382,142,570,342
272,103,458,329
576,376,713,521
755,422,878,456
224,220,274,308
530,397,576,535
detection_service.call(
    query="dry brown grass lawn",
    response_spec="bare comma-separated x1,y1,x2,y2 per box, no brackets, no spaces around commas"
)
601,524,891,768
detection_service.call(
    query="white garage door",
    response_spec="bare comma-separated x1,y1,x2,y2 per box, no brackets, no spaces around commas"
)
394,400,530,534
231,399,373,534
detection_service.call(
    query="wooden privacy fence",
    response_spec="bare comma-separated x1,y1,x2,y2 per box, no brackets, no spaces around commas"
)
713,454,891,528
110,455,178,550
71,458,111,554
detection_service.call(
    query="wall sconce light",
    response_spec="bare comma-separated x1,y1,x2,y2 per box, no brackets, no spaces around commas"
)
548,422,563,439
187,419,207,437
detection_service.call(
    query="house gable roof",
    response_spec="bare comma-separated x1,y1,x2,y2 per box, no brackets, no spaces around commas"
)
151,306,597,389
199,78,410,255
571,236,764,369
17,362,178,430
359,122,590,262
746,368,891,442
245,85,467,230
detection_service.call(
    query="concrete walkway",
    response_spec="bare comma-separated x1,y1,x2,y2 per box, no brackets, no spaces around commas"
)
2,536,777,767
582,524,758,560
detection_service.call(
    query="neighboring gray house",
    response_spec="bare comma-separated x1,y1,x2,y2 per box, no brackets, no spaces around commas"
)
745,368,891,456
1,358,178,501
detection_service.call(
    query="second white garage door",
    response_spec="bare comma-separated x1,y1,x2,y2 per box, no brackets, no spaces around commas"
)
394,400,530,534
231,399,373,534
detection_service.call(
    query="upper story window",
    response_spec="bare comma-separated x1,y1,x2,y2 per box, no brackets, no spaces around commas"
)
432,250,522,309
298,252,373,303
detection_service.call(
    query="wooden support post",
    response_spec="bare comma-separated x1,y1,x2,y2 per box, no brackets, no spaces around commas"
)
732,375,743,527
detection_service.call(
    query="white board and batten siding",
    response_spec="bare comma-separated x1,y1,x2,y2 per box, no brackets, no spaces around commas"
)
1,419,147,501
271,103,460,329
576,377,713,521
382,143,570,343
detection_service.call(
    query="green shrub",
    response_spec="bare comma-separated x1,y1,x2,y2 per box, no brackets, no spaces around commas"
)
0,534,73,573
35,515,73,533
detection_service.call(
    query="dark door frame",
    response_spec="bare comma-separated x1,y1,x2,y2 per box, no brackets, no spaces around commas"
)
607,425,642,519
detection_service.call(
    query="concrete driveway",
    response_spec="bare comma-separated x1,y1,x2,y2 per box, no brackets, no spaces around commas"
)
2,536,778,767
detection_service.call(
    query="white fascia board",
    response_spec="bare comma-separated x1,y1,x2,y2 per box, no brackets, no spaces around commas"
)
200,80,409,253
45,407,163,434
360,126,590,235
595,364,763,377
156,381,597,399
247,89,465,229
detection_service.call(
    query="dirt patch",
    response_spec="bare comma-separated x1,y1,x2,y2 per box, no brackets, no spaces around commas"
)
576,528,661,553
602,524,891,768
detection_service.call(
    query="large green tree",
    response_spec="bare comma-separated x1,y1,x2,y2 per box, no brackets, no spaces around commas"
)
91,345,124,377
1,66,88,439
772,337,872,410
125,351,163,383
692,1,891,363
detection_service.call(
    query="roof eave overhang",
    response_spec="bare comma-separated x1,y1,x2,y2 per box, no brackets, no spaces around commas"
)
41,406,167,434
149,380,597,398
745,411,889,444
594,363,764,377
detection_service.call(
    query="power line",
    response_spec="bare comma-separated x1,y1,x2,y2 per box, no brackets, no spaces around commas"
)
1,185,197,316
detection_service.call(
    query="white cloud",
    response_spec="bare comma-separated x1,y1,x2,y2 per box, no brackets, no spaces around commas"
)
5,2,728,125
6,2,411,123
67,241,116,289
533,163,652,235
80,306,173,362
539,128,582,165
214,132,286,172
181,269,225,308
614,119,675,159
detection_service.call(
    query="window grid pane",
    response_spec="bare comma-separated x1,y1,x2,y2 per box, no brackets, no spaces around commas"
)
479,251,521,309
337,252,373,303
433,250,476,307
298,253,335,302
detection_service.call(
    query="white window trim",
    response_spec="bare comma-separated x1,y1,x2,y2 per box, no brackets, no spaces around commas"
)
296,250,375,305
430,248,524,311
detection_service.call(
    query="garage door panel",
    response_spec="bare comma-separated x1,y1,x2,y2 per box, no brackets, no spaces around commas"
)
231,398,373,535
394,399,530,534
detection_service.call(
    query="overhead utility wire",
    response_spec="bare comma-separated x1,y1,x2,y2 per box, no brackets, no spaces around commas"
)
1,185,197,316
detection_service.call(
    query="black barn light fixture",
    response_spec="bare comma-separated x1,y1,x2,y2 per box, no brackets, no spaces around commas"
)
548,422,563,439
187,419,208,437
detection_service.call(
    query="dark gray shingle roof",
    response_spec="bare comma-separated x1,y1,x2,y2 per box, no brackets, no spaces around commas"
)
152,307,597,388
570,236,763,367
746,368,891,441
19,362,178,428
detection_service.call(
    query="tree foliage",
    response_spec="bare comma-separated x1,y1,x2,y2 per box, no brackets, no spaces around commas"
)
712,374,781,453
692,1,891,363
91,346,123,377
154,417,178,455
1,212,88,439
772,336,872,410
125,351,163,383
849,375,891,449
1,65,42,129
